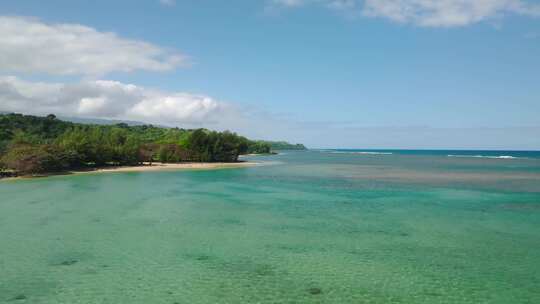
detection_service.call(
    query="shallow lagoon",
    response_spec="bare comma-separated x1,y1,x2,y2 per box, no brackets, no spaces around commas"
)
1,151,540,303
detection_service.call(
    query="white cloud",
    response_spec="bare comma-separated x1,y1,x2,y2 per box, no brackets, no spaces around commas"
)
0,76,299,140
1,76,538,149
0,76,235,126
0,16,186,76
269,0,540,27
326,0,358,10
270,0,357,9
129,94,220,123
272,0,307,7
363,0,540,27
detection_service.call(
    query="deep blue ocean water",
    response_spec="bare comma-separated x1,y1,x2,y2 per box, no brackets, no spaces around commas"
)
324,149,540,159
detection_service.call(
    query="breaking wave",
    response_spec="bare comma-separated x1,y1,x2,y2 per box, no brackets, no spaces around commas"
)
330,151,393,155
447,155,520,159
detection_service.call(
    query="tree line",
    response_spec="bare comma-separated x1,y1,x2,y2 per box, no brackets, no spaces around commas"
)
0,113,276,175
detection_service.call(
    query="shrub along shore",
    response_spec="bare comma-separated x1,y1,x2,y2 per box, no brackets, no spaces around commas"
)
0,113,303,177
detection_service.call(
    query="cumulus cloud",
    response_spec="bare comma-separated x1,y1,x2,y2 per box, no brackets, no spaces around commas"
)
0,16,186,76
2,76,538,149
269,0,540,27
0,76,234,126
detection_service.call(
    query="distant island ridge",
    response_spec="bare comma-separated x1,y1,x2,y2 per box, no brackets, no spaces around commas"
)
0,113,306,178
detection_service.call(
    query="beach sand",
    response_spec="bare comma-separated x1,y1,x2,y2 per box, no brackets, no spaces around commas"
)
84,162,257,173
0,161,257,181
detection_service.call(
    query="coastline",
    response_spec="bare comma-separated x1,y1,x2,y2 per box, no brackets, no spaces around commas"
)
241,152,278,156
0,161,257,181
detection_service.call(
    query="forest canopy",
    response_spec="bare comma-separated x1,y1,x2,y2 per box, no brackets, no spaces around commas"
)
0,113,303,175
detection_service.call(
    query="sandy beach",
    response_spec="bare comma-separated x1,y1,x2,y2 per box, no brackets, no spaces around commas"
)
0,161,258,181
83,162,257,173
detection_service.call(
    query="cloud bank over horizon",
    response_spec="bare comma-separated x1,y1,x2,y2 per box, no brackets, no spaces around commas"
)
4,75,538,150
0,75,303,145
0,76,240,127
2,74,539,150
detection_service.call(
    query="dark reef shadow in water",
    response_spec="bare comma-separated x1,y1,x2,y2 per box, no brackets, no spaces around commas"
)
0,278,58,303
182,253,282,278
499,203,540,211
47,251,93,267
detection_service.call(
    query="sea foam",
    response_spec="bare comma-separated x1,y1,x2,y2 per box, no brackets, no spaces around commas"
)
330,151,393,155
447,155,519,159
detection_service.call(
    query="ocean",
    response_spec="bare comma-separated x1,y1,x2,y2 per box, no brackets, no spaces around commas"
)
1,150,539,303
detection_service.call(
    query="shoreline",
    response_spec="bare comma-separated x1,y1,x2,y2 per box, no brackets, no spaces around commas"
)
0,161,258,181
241,152,278,156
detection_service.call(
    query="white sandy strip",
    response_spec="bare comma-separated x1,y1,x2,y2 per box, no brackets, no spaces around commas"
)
78,162,258,174
0,162,258,181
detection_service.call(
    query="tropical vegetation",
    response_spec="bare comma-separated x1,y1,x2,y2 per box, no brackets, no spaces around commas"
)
0,113,302,176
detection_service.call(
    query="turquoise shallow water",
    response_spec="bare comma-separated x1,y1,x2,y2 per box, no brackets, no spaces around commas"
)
1,151,540,303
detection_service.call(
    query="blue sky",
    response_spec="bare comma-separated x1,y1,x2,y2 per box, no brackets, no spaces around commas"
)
0,0,539,149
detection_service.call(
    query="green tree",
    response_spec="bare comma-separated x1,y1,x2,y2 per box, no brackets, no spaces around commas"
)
0,113,305,175
0,143,78,175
